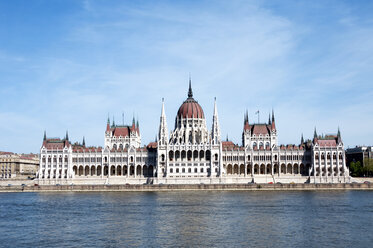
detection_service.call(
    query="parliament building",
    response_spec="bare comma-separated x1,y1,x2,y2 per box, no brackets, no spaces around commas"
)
38,80,350,184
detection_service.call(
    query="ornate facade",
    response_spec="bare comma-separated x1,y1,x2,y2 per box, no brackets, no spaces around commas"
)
38,80,350,184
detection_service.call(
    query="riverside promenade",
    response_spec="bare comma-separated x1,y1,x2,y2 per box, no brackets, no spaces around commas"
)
0,182,372,192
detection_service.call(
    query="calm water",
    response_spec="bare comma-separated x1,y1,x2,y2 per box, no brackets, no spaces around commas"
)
1,191,373,248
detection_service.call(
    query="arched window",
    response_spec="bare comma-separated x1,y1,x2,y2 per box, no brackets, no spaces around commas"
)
253,142,257,149
193,150,198,160
169,151,174,161
187,151,192,161
161,154,165,162
181,151,186,160
206,150,211,161
214,154,218,161
199,150,205,160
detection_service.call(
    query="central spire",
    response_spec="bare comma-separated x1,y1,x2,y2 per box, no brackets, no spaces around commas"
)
188,76,193,98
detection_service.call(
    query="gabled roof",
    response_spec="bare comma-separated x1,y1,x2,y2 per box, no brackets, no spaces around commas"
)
109,125,140,137
43,138,70,150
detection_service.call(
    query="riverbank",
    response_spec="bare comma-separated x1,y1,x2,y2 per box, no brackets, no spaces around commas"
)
0,183,372,192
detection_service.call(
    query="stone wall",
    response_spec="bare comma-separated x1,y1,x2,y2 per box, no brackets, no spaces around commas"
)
0,182,372,192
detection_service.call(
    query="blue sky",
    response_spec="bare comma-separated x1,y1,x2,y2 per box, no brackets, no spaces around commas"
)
1,0,373,153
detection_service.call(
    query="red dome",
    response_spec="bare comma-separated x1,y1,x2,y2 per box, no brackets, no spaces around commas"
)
177,99,204,119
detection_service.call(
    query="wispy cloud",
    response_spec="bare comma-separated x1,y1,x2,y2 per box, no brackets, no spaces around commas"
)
0,0,372,152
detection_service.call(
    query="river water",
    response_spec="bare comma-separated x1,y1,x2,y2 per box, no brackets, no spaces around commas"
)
0,191,373,248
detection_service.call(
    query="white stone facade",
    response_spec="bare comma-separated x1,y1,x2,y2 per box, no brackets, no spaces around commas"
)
37,81,350,184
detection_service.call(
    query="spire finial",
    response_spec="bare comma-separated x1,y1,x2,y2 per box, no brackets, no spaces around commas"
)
188,75,193,98
82,136,85,146
43,130,46,141
272,109,275,122
314,127,317,138
161,98,166,117
107,113,110,124
66,130,69,141
268,112,271,124
112,116,115,127
213,97,218,116
301,133,304,144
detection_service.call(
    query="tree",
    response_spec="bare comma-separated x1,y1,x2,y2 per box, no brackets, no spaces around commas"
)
363,158,373,177
349,161,363,177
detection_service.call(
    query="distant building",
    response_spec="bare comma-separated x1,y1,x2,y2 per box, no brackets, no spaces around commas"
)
38,80,350,184
346,146,373,167
0,152,39,179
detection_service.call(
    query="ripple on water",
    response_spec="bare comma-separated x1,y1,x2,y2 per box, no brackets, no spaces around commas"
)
0,191,373,248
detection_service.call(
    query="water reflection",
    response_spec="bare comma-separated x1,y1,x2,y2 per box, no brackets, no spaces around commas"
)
0,191,373,247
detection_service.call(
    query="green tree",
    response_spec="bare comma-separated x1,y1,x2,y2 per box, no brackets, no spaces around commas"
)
349,161,363,177
363,158,373,177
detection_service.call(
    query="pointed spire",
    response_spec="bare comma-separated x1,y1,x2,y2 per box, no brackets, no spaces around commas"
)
82,136,85,146
226,134,229,141
188,76,193,98
337,127,342,144
314,127,318,138
132,114,135,126
112,116,115,127
212,97,221,144
161,98,166,116
213,97,218,116
271,109,276,130
43,130,46,141
136,119,139,128
106,115,110,132
66,130,69,141
268,113,271,125
301,133,304,144
159,98,168,145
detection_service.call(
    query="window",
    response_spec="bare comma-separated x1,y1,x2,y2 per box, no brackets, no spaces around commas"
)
200,168,204,173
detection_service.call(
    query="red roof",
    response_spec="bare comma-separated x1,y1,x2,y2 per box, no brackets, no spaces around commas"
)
109,125,140,137
317,139,337,147
222,141,242,150
252,124,271,135
113,127,130,137
43,138,70,150
177,99,204,119
147,142,157,149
